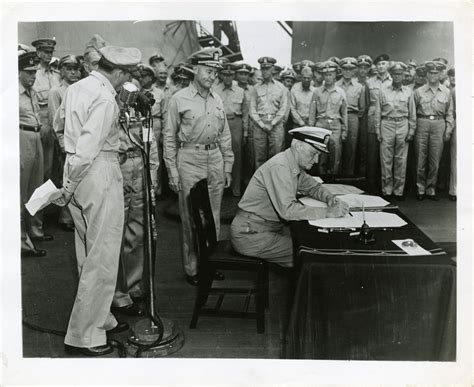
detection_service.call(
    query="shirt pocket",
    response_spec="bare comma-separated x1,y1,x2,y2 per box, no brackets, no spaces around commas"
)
436,94,448,113
329,93,342,110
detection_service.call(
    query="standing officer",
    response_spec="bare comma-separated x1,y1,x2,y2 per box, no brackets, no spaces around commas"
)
355,54,372,178
290,66,315,128
308,60,348,176
374,62,416,200
19,51,49,257
52,45,142,356
235,63,255,184
336,57,365,176
48,55,81,231
31,38,61,182
413,61,454,201
214,63,249,197
366,54,392,193
312,62,324,88
249,56,288,169
163,48,234,286
280,68,297,90
292,62,302,82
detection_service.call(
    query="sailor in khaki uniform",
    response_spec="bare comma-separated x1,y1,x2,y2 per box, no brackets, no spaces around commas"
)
308,60,348,175
18,51,49,257
31,38,61,182
413,60,454,201
336,57,366,176
374,62,416,199
249,56,289,169
53,45,142,356
231,128,349,266
163,48,234,286
366,54,392,193
214,63,249,197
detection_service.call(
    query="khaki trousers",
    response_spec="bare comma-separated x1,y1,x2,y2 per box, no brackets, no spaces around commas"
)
315,119,342,175
177,148,225,276
64,152,124,348
230,210,293,267
379,119,409,196
38,105,55,182
342,112,360,176
253,121,285,170
449,127,456,196
415,118,445,195
152,119,164,195
228,116,243,196
113,155,146,307
367,108,381,192
20,130,45,251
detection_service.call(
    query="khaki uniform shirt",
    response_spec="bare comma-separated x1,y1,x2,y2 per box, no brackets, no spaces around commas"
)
375,85,417,136
48,81,70,150
290,82,315,126
33,64,61,106
414,83,454,135
249,79,289,128
62,71,120,193
308,85,348,134
336,78,366,117
366,73,392,109
214,82,249,136
163,82,234,180
238,148,335,221
19,84,41,127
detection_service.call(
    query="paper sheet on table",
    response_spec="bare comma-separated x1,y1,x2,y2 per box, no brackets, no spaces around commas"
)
392,239,431,256
338,194,389,208
309,211,407,228
321,184,364,195
25,179,62,216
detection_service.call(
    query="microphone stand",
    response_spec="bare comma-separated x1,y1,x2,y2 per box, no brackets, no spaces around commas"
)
119,104,184,357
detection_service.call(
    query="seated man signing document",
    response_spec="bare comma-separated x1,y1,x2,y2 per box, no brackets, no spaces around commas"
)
230,127,349,267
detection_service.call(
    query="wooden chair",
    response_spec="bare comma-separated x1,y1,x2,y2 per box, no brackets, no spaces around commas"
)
189,178,269,333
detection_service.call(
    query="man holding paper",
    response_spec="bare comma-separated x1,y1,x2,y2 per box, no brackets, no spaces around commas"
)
230,127,349,267
52,45,142,356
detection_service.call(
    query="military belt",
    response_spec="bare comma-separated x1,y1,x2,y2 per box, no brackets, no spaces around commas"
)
20,124,41,132
382,116,407,122
417,114,444,120
179,143,218,150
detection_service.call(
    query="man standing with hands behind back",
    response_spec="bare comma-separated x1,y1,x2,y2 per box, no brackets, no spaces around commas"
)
163,48,234,286
52,45,142,356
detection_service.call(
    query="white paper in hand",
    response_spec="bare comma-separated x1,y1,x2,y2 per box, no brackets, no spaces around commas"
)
25,179,62,216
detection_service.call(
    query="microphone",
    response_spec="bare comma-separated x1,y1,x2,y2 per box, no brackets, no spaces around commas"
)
119,81,139,106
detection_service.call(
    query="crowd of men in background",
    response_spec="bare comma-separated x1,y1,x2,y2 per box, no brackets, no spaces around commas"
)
17,32,457,356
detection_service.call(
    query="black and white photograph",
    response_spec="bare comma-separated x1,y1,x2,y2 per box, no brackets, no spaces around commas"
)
1,1,472,385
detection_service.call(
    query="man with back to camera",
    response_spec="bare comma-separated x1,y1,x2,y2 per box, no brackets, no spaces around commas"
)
52,45,142,356
230,127,349,267
249,56,289,169
163,48,234,286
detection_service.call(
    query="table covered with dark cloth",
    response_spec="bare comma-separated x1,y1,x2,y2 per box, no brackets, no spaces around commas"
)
285,210,456,361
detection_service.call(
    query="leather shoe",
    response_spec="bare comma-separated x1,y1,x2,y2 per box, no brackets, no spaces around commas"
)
31,234,54,242
426,194,439,201
186,275,199,286
60,223,75,232
65,344,113,356
106,321,130,334
21,248,47,258
416,194,425,201
448,194,457,201
111,303,144,316
214,270,225,281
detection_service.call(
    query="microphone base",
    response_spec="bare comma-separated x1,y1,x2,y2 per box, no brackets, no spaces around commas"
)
127,317,184,357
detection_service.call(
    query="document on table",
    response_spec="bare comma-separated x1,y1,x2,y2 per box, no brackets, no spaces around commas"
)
392,239,431,256
321,184,364,195
309,211,407,229
338,194,389,208
25,179,62,216
299,196,328,208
